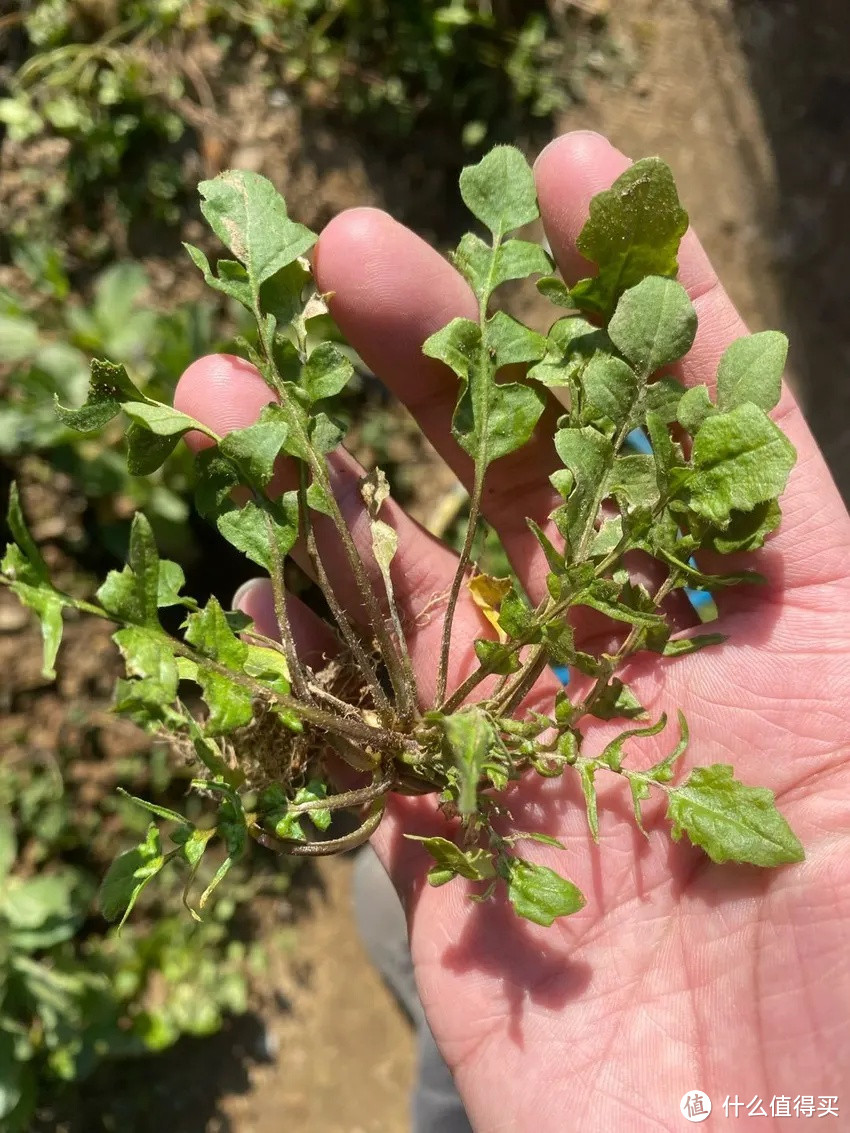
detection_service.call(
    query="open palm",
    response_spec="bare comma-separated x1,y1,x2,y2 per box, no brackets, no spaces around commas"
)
176,131,850,1130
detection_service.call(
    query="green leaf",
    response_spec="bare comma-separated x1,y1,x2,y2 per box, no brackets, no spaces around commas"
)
99,824,165,926
505,859,585,926
573,579,667,631
485,310,548,368
436,708,497,815
607,453,660,510
454,234,551,298
662,633,727,657
216,494,299,572
608,276,697,377
571,158,689,319
122,401,200,437
96,513,161,627
113,627,178,704
598,715,669,773
528,316,609,390
686,403,796,527
219,405,289,487
3,871,86,949
126,424,181,475
645,376,686,423
292,780,332,832
184,598,253,734
577,762,599,841
667,764,804,867
645,410,680,495
552,426,613,553
677,384,716,434
580,353,640,431
302,342,354,401
424,317,545,467
157,559,196,609
116,789,184,824
0,809,17,884
55,358,147,432
458,146,539,236
198,170,316,292
474,638,521,675
589,678,645,721
536,275,574,307
716,331,787,412
184,243,253,310
700,500,781,554
406,835,495,882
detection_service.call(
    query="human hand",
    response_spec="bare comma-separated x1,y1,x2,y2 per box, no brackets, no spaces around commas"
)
175,131,850,1130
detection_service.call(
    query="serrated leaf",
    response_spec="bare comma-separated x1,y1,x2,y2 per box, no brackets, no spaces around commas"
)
309,411,345,455
528,317,609,391
717,331,787,412
436,708,497,815
571,158,689,319
184,598,253,734
677,384,716,434
606,453,660,510
219,405,289,487
302,341,354,401
113,626,179,703
687,403,796,527
667,764,804,866
453,234,551,298
96,513,160,627
99,823,165,926
406,835,495,882
574,578,667,631
157,559,196,609
459,145,539,236
244,643,291,695
424,317,545,467
55,358,147,432
198,170,316,292
552,426,614,554
505,859,585,926
608,276,697,377
216,494,299,572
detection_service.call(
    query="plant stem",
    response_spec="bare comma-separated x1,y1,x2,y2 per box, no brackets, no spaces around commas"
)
263,509,310,701
436,464,483,705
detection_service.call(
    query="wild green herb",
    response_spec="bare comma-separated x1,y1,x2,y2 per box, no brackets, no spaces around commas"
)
1,148,802,929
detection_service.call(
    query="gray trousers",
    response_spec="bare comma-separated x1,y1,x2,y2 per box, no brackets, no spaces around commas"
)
352,847,473,1133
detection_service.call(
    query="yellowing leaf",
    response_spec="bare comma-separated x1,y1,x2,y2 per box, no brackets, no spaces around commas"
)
467,573,512,642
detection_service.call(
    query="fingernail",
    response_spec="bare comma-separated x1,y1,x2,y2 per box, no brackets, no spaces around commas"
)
232,577,264,610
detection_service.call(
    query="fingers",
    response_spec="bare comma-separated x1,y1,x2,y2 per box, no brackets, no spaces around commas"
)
313,208,561,604
535,130,850,588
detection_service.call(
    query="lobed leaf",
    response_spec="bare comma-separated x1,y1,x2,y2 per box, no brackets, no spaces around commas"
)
716,331,787,412
667,764,804,867
570,158,689,319
459,146,539,236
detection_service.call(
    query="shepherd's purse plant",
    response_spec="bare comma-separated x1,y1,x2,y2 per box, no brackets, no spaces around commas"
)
1,146,803,928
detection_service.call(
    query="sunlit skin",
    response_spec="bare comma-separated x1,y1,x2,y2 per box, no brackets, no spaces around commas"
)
175,131,850,1131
